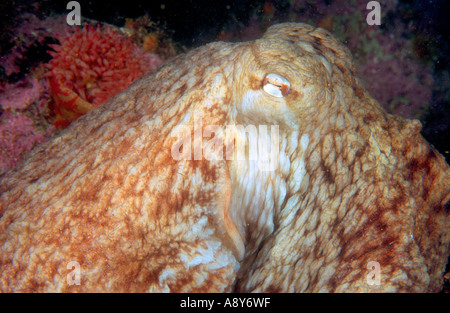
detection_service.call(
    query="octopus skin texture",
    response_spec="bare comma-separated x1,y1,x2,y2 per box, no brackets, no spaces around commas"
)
0,23,449,292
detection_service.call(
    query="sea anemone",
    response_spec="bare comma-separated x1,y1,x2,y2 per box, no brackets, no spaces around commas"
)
46,24,163,127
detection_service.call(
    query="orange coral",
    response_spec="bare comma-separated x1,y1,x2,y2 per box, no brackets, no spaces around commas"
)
262,1,275,16
318,13,334,31
46,24,162,127
143,34,159,52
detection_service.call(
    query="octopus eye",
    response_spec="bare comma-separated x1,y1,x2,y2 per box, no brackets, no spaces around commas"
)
263,73,290,98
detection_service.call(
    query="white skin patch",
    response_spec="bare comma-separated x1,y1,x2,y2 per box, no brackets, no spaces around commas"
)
300,134,310,151
318,55,333,75
288,134,310,194
240,90,261,114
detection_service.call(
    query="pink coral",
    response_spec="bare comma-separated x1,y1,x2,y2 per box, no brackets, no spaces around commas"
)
0,67,53,177
0,112,45,175
0,77,46,111
1,14,72,77
358,55,433,119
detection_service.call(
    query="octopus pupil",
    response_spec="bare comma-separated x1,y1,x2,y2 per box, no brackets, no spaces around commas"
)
267,78,282,88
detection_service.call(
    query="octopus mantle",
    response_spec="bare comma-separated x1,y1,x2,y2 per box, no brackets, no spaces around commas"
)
0,23,449,292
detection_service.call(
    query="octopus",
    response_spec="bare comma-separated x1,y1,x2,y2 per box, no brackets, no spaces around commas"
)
0,23,449,292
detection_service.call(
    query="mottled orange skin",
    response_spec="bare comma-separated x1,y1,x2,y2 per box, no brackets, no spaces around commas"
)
0,23,449,292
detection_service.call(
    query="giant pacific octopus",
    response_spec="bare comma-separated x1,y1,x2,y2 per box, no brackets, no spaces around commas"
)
0,23,449,292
